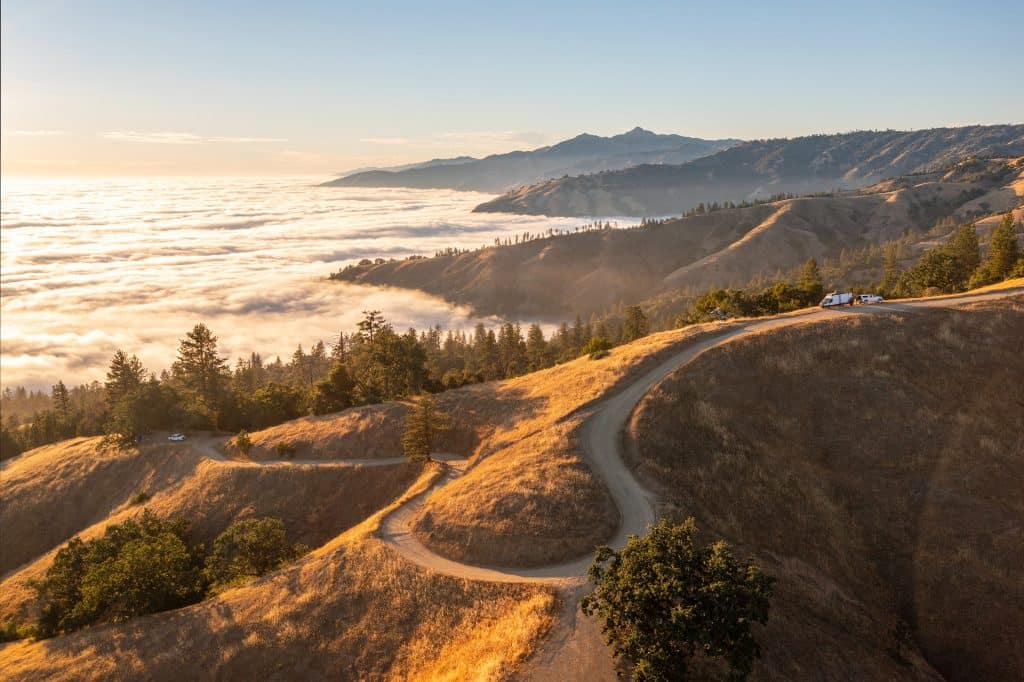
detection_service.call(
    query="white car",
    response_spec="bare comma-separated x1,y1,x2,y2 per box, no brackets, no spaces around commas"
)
168,432,186,442
820,292,854,308
858,294,884,304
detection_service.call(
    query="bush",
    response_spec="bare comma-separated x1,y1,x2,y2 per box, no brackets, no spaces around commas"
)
129,491,150,505
235,429,253,457
30,511,205,637
274,442,297,459
0,621,38,642
582,518,774,681
581,337,613,357
204,518,306,592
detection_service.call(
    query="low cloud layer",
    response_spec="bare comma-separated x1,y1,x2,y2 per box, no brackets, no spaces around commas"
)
1,179,591,389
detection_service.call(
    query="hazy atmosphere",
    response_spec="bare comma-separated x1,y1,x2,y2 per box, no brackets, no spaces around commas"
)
3,1,1022,176
1,2,1021,681
1,178,604,388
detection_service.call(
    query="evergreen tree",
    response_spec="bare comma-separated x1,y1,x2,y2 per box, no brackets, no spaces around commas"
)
51,381,70,424
944,222,980,287
311,362,356,415
525,323,549,371
401,396,450,462
797,257,824,303
621,306,650,343
105,350,146,409
982,213,1020,281
172,324,228,407
880,242,901,293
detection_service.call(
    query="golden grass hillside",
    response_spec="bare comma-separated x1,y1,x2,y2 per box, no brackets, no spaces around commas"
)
0,442,421,629
411,323,735,567
0,469,557,681
629,297,1024,680
0,438,203,574
237,402,411,460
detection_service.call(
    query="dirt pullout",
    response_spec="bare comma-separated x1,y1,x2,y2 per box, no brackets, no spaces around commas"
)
629,297,1024,680
0,470,557,682
0,438,205,575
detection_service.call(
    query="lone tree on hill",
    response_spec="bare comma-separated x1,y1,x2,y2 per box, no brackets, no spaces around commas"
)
582,518,774,681
402,395,451,462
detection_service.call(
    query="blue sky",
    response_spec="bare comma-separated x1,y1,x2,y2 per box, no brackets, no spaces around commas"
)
2,0,1022,175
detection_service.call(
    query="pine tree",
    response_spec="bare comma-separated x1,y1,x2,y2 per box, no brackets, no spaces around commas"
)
797,257,824,304
171,323,228,406
621,306,650,343
525,323,549,371
880,242,900,293
944,222,980,287
982,213,1019,281
52,381,70,424
401,396,450,462
105,350,146,409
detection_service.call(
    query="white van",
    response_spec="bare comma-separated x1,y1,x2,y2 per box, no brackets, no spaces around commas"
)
820,292,854,308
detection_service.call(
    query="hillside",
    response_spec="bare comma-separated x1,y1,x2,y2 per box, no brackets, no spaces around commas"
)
629,297,1024,680
474,124,1024,216
1,289,1020,680
334,157,1024,317
322,128,740,193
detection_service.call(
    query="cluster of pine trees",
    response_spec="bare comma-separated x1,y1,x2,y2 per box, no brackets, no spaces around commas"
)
1,306,652,457
886,213,1022,296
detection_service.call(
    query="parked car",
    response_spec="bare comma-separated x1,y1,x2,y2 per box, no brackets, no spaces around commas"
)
820,292,854,308
858,294,884,304
168,432,186,442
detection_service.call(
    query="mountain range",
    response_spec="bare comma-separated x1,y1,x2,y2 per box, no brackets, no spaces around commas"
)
322,128,741,193
334,156,1024,318
474,124,1024,216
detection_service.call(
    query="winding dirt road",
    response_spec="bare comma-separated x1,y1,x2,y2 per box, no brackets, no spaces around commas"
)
377,286,1023,584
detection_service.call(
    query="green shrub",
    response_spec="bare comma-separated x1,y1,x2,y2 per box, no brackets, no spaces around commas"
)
274,442,297,459
129,491,150,505
235,429,253,457
204,518,306,592
582,518,774,681
0,620,38,642
30,511,205,637
582,337,613,358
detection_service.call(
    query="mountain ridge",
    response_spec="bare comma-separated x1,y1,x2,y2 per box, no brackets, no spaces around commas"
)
322,128,741,193
474,124,1024,216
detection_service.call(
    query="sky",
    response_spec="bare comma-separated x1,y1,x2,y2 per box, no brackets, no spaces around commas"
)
2,0,1022,177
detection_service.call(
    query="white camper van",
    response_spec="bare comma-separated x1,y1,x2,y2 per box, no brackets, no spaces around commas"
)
820,292,854,308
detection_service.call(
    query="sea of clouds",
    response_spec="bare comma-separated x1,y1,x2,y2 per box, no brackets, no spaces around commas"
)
1,177,607,390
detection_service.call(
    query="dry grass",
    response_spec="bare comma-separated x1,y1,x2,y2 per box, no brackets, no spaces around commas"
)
0,438,204,574
238,402,412,460
0,468,557,681
630,296,1024,680
411,322,737,567
0,449,421,627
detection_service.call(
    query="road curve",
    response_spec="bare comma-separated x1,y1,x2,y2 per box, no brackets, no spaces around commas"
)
377,286,1022,584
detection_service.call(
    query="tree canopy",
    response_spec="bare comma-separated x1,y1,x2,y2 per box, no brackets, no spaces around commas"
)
582,518,774,681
